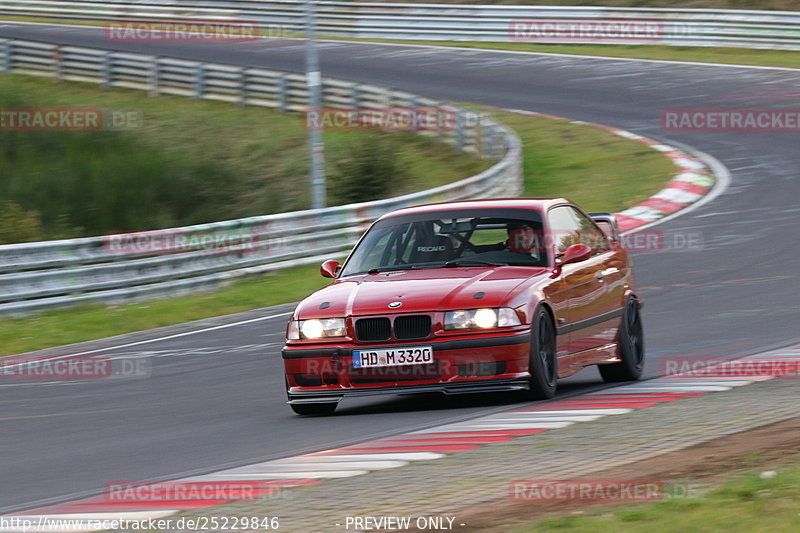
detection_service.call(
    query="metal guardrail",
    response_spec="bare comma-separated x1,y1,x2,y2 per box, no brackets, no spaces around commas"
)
0,38,522,316
3,1,800,50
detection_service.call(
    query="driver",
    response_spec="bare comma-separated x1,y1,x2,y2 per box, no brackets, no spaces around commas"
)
472,222,543,258
506,224,542,255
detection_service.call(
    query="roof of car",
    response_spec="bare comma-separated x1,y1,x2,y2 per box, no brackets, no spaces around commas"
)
379,198,571,219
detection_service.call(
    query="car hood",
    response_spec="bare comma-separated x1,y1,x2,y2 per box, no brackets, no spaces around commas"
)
294,267,549,318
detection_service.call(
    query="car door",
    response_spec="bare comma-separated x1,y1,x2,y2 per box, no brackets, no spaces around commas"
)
547,205,615,368
569,207,624,360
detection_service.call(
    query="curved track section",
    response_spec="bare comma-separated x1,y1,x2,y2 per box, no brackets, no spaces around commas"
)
1,23,800,512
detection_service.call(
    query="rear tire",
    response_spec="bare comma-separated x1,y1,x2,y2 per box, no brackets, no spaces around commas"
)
290,402,338,416
599,296,645,382
524,307,558,400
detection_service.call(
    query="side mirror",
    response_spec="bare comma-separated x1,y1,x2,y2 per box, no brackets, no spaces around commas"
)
320,260,340,279
559,244,592,266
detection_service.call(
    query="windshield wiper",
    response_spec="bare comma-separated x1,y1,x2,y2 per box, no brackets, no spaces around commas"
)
443,259,507,268
366,265,419,274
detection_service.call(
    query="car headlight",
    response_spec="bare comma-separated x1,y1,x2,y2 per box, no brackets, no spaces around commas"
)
287,318,347,340
444,308,521,330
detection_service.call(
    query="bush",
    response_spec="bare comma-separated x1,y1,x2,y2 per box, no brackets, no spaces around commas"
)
329,135,409,204
0,127,242,239
0,201,43,244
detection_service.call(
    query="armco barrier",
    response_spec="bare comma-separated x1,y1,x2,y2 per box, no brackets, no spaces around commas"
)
0,38,522,316
2,1,800,50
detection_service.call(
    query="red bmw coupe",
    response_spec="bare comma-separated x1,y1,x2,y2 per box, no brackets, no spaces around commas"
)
282,199,644,415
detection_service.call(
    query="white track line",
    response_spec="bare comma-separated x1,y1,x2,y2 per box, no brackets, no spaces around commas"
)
418,421,575,431
469,414,606,422
199,462,407,473
473,413,607,421
1,312,292,369
649,380,754,386
509,408,634,415
604,386,732,392
270,458,408,467
301,452,444,461
184,471,368,480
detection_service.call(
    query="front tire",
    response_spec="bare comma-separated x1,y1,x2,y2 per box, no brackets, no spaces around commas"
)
599,296,645,382
525,307,558,399
290,402,338,416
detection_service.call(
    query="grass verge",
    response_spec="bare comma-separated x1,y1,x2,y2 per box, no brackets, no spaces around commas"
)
483,108,675,213
514,458,800,533
0,105,677,356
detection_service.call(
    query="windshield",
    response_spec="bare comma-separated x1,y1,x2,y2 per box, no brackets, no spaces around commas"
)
341,208,547,276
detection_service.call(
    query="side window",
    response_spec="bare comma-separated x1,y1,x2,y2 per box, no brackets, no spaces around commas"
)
572,208,610,252
548,206,583,254
548,206,609,254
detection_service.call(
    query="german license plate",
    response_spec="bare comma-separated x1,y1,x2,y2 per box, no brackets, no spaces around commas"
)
352,347,433,369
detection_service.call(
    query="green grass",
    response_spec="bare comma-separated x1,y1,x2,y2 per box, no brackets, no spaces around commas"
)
0,75,488,242
484,108,676,213
514,464,800,533
0,104,677,356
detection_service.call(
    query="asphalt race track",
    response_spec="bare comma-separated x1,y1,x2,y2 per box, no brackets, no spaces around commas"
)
2,22,800,513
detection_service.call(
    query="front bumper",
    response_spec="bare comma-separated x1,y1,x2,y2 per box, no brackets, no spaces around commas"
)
282,332,531,404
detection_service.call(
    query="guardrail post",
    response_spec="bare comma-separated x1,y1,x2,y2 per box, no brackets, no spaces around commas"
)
149,56,160,97
194,63,206,99
476,114,485,158
2,40,12,73
383,88,392,109
277,73,287,111
350,84,360,109
408,95,419,133
483,124,496,157
455,108,466,154
53,44,62,81
238,67,247,107
101,52,112,88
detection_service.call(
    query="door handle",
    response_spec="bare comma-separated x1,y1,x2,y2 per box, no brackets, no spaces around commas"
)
596,267,619,280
